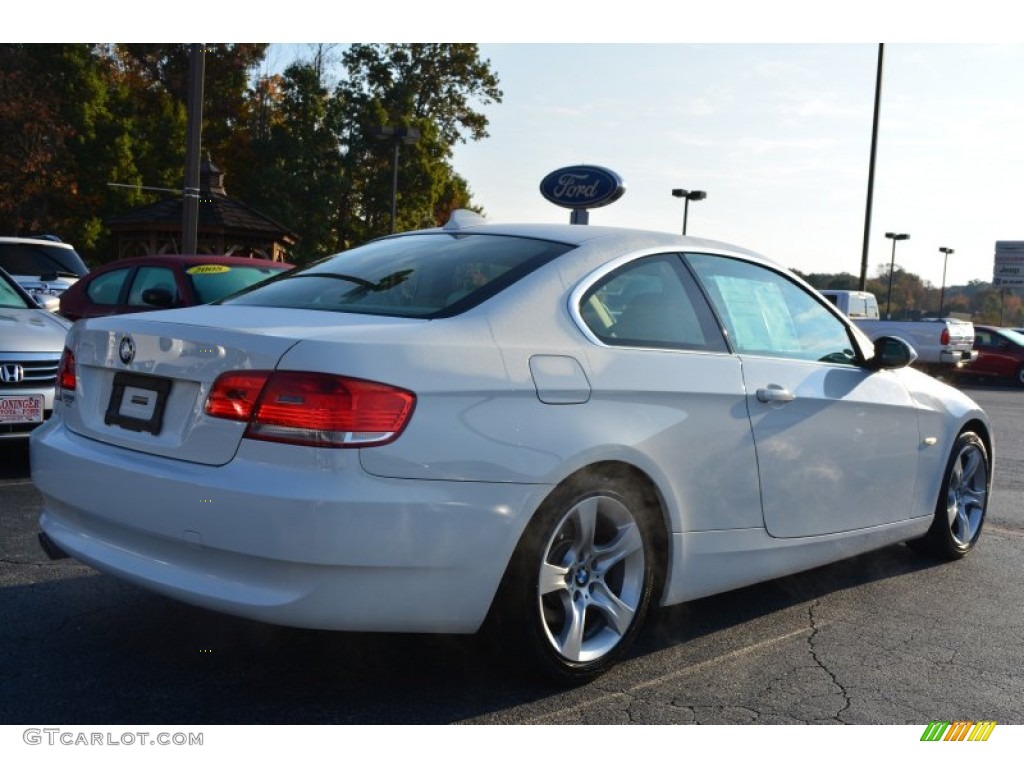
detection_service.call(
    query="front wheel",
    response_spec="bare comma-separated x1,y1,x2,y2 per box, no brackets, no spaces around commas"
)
915,431,990,559
491,469,660,683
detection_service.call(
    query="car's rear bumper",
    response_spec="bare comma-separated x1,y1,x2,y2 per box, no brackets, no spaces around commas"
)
31,420,548,633
940,349,978,366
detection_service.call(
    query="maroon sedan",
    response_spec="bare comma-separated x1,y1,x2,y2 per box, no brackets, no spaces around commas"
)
964,325,1024,387
59,255,292,321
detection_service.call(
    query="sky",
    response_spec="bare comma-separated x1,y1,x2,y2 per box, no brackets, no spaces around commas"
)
445,43,1024,288
21,3,1024,293
261,39,1024,288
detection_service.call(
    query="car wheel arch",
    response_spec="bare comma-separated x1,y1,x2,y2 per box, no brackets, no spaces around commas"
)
501,460,673,605
483,460,672,681
962,418,993,461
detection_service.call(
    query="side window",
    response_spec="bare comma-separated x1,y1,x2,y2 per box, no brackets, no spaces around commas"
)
687,254,857,365
579,254,727,352
85,269,131,306
127,267,179,307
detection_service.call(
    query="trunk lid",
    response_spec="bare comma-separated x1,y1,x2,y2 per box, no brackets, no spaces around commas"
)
60,306,414,465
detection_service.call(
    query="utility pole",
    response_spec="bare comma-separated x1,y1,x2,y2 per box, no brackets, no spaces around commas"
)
182,44,205,253
860,44,884,291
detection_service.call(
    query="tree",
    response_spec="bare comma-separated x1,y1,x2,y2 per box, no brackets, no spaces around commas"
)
334,44,502,244
113,44,268,204
244,61,345,263
0,44,148,256
0,43,502,266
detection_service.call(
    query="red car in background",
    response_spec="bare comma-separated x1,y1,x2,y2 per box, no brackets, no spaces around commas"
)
963,325,1024,387
59,255,292,321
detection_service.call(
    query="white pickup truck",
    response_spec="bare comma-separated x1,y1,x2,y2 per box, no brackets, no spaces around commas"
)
820,290,977,374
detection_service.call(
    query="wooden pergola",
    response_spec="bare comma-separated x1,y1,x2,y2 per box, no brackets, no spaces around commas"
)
106,157,298,262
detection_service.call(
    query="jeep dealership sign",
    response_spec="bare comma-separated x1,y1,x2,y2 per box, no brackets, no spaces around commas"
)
995,241,1024,287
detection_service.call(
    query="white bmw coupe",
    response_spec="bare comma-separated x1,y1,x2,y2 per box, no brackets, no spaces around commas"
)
32,213,992,682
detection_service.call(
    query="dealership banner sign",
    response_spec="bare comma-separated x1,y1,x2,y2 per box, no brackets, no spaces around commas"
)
994,241,1024,287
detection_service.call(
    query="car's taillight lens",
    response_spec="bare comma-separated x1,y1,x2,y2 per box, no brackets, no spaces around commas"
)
205,370,415,448
57,347,76,392
204,371,269,420
941,328,950,345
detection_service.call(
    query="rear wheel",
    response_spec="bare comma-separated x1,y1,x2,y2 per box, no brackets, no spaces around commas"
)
492,468,659,683
915,431,989,559
1014,364,1024,388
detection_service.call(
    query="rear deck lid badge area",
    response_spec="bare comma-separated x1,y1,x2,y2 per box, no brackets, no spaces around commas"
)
118,336,136,365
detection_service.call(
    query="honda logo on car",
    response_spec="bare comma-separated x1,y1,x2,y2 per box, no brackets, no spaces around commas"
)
0,363,25,383
539,165,625,210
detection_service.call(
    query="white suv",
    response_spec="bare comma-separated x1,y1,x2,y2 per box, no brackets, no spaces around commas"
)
0,236,89,311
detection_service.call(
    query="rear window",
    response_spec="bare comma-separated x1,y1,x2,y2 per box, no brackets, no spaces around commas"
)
224,233,572,318
0,242,89,278
186,264,290,303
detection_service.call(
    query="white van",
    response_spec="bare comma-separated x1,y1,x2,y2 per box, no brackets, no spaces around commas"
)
819,289,880,320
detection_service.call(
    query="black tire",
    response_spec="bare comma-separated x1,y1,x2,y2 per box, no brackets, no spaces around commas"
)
914,431,990,560
1015,364,1024,388
489,467,660,684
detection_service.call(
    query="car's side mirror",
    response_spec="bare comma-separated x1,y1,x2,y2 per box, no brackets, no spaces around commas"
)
141,288,175,308
866,336,918,370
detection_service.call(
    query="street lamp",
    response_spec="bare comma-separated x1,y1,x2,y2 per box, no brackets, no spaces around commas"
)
938,247,954,318
374,125,421,233
671,188,707,235
884,232,910,319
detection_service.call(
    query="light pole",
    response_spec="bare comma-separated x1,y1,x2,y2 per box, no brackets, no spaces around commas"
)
884,232,910,319
938,247,954,318
374,125,421,233
671,188,706,235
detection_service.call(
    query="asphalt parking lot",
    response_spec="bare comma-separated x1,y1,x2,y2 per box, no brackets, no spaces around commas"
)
1,382,1022,725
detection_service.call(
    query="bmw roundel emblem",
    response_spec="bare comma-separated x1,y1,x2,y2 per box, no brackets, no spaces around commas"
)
118,335,136,365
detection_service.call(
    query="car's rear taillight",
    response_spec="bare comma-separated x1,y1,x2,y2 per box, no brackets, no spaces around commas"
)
205,370,415,448
204,371,269,420
57,347,76,392
941,328,950,345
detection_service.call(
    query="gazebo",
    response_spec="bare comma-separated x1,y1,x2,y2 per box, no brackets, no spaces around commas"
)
106,157,298,262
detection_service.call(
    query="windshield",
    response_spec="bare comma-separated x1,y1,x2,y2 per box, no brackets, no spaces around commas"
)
224,233,573,318
0,273,31,309
0,241,89,278
186,264,290,304
998,328,1024,346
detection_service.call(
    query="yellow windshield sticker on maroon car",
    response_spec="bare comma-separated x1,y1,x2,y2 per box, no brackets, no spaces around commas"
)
186,265,231,275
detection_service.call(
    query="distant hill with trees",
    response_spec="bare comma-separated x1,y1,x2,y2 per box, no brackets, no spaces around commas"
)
795,267,1020,326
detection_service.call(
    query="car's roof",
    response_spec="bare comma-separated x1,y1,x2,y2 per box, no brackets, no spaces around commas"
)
403,217,765,260
0,236,77,249
85,255,293,273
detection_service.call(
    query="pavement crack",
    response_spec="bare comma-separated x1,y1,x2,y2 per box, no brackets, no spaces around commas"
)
807,601,851,723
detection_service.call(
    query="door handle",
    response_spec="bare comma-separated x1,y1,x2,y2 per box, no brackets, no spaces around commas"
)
756,385,795,403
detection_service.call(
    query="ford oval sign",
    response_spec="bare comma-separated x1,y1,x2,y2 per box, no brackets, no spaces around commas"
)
540,166,625,210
